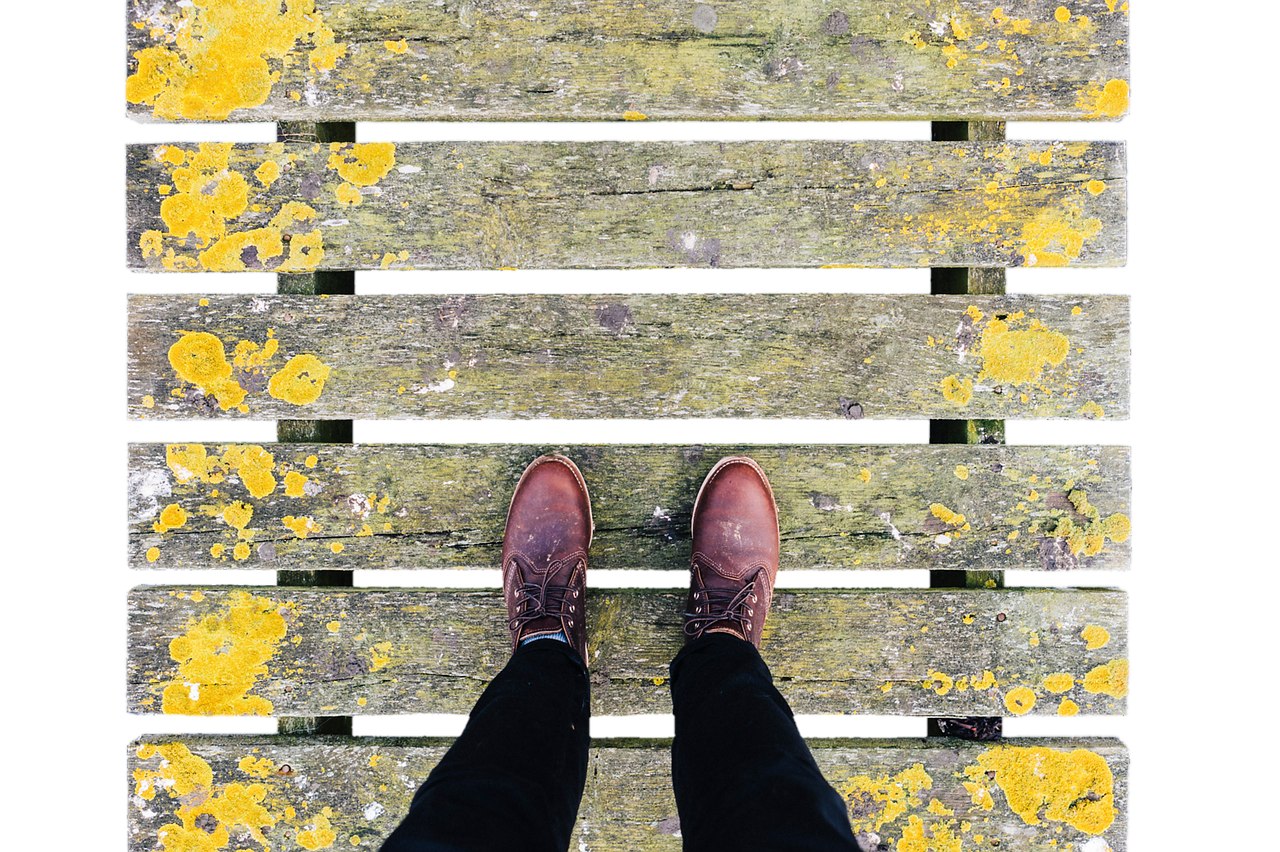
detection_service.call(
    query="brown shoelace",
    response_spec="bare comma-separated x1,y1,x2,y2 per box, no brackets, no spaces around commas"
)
684,568,761,640
507,555,582,635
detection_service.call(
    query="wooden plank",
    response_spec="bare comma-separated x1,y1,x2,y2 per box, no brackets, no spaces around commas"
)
127,294,1130,421
125,0,1131,122
126,141,1127,271
126,587,1128,717
128,736,1128,851
128,443,1132,572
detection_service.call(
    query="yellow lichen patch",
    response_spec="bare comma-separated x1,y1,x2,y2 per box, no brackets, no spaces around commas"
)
899,814,962,852
126,0,347,119
1058,699,1080,716
1020,201,1104,267
327,620,341,633
930,503,966,527
233,338,280,371
924,671,953,695
284,470,310,497
327,143,396,187
370,641,393,671
858,468,872,483
385,38,408,54
282,515,321,538
168,331,247,410
298,808,338,850
1081,624,1111,650
222,501,254,532
133,742,214,801
963,746,1115,833
622,110,647,120
1004,687,1037,715
1086,179,1107,195
161,591,289,715
1077,78,1130,118
1082,659,1128,698
255,160,282,187
953,465,969,480
155,144,249,250
1079,400,1106,418
972,670,997,690
1043,672,1075,693
197,202,322,271
211,543,226,559
147,547,161,562
335,182,362,206
837,764,933,832
976,314,1070,384
1101,513,1130,542
140,229,164,258
221,445,278,499
941,374,972,405
330,542,345,554
233,542,252,561
154,503,188,533
269,354,332,405
305,454,319,469
237,755,276,778
1054,6,1072,22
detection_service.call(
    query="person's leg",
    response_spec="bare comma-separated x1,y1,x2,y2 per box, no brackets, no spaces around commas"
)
380,637,590,852
669,634,860,852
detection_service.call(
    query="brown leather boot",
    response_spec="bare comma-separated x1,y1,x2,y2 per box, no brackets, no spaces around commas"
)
502,454,592,665
684,456,779,647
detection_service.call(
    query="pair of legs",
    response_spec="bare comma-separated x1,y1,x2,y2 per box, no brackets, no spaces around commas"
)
381,636,857,852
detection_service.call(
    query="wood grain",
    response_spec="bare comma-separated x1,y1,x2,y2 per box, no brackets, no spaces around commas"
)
128,736,1129,851
127,294,1130,420
125,0,1131,122
127,586,1128,717
126,141,1127,271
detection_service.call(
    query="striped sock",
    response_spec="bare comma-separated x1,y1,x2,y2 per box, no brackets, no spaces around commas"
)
520,631,568,646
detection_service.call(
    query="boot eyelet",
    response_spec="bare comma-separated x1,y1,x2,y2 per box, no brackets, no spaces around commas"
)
747,608,753,616
568,619,574,627
569,605,575,613
746,621,752,630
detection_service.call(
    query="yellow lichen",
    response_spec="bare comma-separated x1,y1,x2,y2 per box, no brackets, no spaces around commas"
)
298,808,338,850
1004,686,1037,715
168,331,247,410
1082,659,1128,697
284,470,309,497
941,374,973,405
963,746,1115,833
930,503,966,527
1058,699,1080,716
924,670,953,695
154,503,188,533
622,110,647,120
255,160,282,187
370,641,393,671
126,0,347,120
1086,179,1107,195
133,742,213,801
1077,78,1130,117
282,515,321,538
305,454,319,468
335,182,362,206
147,547,161,562
385,38,408,54
327,143,396,187
1081,624,1111,650
221,445,278,499
858,468,872,483
269,354,332,405
161,591,288,715
210,543,226,559
953,465,969,480
1043,672,1075,693
141,229,164,258
976,315,1069,383
237,755,276,778
233,542,252,561
1101,513,1130,542
837,764,933,832
330,542,345,554
222,501,254,531
1054,6,1071,22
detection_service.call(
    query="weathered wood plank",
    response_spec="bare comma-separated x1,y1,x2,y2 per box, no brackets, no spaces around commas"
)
126,141,1126,270
128,736,1128,851
125,0,1131,122
129,443,1131,572
127,294,1130,421
127,587,1128,717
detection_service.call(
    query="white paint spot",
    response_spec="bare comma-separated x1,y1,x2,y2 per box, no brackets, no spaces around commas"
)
1026,253,1038,266
303,479,324,497
250,297,270,313
346,493,373,518
653,506,671,520
418,379,456,393
364,802,385,820
397,165,422,173
747,376,761,381
878,511,903,541
320,219,350,227
186,682,200,701
648,164,665,186
935,534,952,545
682,231,697,250
1082,839,1113,852
929,21,948,36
